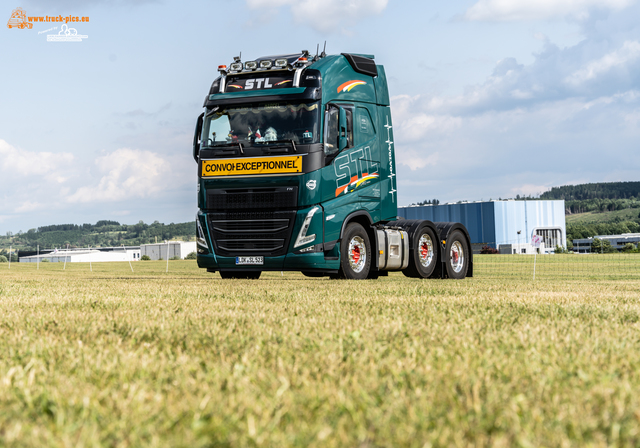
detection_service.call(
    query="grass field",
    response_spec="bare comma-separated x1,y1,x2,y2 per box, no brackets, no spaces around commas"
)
1,259,640,447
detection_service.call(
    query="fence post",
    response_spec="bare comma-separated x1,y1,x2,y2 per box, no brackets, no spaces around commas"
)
123,244,133,273
166,241,170,273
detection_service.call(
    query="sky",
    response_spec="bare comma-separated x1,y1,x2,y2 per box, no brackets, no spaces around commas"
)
1,0,639,233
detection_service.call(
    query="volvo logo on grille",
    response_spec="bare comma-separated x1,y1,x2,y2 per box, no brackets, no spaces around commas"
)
306,180,317,190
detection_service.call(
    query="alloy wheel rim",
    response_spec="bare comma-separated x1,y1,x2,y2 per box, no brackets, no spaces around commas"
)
348,236,366,273
450,241,464,273
418,234,434,267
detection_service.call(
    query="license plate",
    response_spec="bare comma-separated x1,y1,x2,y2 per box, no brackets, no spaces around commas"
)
236,256,264,265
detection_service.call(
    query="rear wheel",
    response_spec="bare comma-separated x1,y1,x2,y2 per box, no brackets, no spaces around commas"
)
220,271,261,279
445,230,469,279
339,223,371,280
403,225,438,278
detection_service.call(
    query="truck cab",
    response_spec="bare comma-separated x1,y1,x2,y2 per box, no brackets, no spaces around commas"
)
194,51,472,280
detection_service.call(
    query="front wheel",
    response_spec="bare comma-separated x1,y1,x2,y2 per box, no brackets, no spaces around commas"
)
339,223,371,280
445,230,469,279
220,271,261,279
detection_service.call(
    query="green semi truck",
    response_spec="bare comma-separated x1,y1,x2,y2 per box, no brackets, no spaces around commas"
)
193,51,472,280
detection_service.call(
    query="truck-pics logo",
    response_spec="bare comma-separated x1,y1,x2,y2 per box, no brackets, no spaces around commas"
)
7,7,90,38
7,8,32,29
337,80,366,93
201,156,303,177
47,24,87,42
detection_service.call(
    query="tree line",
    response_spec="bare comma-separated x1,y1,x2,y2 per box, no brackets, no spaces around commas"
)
540,181,640,201
566,220,640,243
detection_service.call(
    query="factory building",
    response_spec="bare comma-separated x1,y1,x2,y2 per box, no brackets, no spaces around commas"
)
398,200,566,254
140,241,196,260
573,233,640,253
20,246,141,263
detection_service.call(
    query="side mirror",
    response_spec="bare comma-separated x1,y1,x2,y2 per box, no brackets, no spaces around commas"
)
338,107,348,151
193,112,204,162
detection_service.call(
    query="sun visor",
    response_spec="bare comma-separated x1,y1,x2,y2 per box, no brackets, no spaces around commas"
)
341,53,378,77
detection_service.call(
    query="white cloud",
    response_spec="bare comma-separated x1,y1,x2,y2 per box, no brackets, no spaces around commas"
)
565,40,640,84
511,184,554,197
464,0,635,21
0,139,74,178
67,148,169,203
14,201,44,213
246,0,388,32
391,95,463,143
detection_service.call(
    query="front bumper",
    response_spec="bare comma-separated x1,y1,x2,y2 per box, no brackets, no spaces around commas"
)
197,204,339,272
197,250,337,272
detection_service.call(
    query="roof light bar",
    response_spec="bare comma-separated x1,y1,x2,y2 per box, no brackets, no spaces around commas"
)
275,58,287,68
229,62,242,72
259,60,272,69
244,61,258,70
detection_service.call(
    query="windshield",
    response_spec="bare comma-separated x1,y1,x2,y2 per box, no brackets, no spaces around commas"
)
201,102,320,149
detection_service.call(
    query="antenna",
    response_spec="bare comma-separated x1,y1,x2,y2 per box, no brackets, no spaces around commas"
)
314,43,319,61
321,41,326,58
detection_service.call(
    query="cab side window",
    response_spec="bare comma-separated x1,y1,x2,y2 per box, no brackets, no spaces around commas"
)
324,104,353,157
324,106,339,156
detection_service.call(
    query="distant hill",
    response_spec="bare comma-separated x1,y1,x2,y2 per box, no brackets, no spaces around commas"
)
0,220,195,251
538,182,640,244
540,181,640,201
537,182,640,214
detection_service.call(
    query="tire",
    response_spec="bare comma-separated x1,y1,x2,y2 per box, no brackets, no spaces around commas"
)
367,270,379,280
219,271,261,279
403,225,438,278
339,223,371,280
444,230,469,279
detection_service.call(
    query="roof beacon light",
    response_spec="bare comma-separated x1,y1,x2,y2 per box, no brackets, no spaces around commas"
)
259,60,272,69
296,57,308,67
244,61,258,70
218,65,227,72
275,58,288,68
229,62,242,72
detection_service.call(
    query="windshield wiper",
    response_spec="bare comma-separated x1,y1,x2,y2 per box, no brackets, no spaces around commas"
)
259,139,297,154
205,141,244,155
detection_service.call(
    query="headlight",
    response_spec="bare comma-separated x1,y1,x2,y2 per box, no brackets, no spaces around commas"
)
294,207,319,248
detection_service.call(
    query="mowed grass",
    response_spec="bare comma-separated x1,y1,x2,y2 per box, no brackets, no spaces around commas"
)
1,260,640,447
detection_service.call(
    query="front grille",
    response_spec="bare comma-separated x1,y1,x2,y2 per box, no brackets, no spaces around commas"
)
208,211,296,256
207,187,298,211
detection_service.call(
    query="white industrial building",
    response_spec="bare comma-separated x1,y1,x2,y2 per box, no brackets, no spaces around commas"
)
20,247,141,263
573,233,640,253
140,241,196,260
